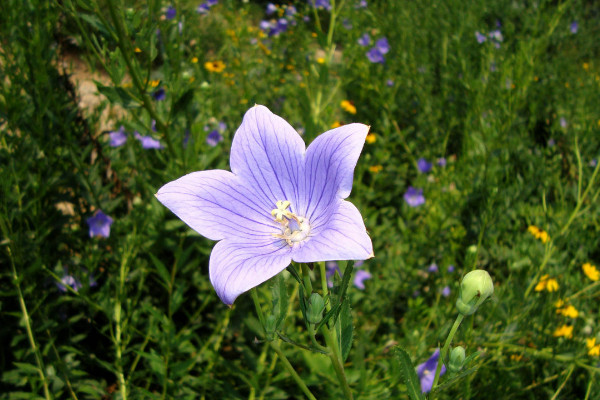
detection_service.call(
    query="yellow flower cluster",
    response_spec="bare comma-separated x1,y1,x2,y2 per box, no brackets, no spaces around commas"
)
535,275,559,292
369,165,383,173
555,304,579,318
365,133,376,144
553,324,573,339
582,262,599,281
340,100,357,115
528,225,549,243
587,338,600,356
205,61,226,73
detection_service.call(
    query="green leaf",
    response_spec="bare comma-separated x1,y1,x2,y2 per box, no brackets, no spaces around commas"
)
271,274,288,330
394,347,425,400
148,253,171,290
95,82,140,109
338,299,353,362
170,89,195,118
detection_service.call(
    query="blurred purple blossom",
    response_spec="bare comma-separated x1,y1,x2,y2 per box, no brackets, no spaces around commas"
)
135,132,164,149
404,187,425,207
206,130,224,147
442,286,451,297
109,126,127,147
311,0,331,10
428,263,439,273
570,21,578,34
326,261,371,289
354,270,372,289
287,5,297,17
266,3,277,15
375,38,390,54
366,47,385,63
417,349,446,393
560,117,567,128
86,210,113,238
356,0,368,8
437,157,447,167
152,87,166,101
417,158,432,173
386,79,394,87
447,265,455,273
358,33,371,47
165,5,176,20
56,274,82,293
342,19,353,30
590,159,598,168
475,31,486,43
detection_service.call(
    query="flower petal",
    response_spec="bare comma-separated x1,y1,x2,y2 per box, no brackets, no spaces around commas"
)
210,238,292,305
230,105,306,214
301,123,369,220
156,170,278,241
292,200,373,262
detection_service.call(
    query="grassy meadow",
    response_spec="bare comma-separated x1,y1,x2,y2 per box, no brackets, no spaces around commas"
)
1,0,599,398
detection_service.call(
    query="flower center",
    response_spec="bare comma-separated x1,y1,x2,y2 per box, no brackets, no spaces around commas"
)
271,200,311,246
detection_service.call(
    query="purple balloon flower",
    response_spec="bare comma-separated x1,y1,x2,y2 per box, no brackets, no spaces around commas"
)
165,5,176,20
311,0,331,10
135,132,164,149
86,210,114,238
375,37,390,54
109,125,127,147
570,21,578,34
157,105,373,304
266,3,277,15
358,33,371,47
475,31,486,43
442,285,451,297
417,349,446,393
56,274,83,293
404,186,425,207
152,87,166,101
206,130,224,147
355,0,368,8
437,157,447,167
326,261,371,289
354,269,372,289
447,265,455,273
366,47,385,63
417,157,432,173
428,263,438,273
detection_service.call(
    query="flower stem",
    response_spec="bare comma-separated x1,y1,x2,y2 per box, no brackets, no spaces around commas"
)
322,325,354,400
431,314,465,396
250,288,317,400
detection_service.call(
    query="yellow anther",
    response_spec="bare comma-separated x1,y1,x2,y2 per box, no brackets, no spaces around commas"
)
271,200,291,221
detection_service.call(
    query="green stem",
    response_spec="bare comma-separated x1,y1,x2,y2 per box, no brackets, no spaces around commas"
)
8,247,52,400
322,325,354,399
250,289,316,400
431,314,465,396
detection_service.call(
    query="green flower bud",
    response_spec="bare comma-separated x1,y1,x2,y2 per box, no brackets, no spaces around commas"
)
306,293,325,325
264,315,277,341
456,269,493,316
448,346,466,373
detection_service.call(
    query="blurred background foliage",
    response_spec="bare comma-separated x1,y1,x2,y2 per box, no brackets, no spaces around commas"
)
1,0,599,398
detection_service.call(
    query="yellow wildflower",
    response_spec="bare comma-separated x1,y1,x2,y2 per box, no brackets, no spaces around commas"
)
583,62,590,71
528,225,540,236
205,61,226,73
510,354,523,362
134,47,142,53
192,57,199,63
553,325,573,339
365,134,376,144
369,165,383,173
330,121,342,128
587,338,600,356
582,263,599,281
150,80,160,88
535,275,559,292
316,57,325,64
340,100,357,115
311,32,318,38
556,305,579,318
554,299,565,308
538,231,549,243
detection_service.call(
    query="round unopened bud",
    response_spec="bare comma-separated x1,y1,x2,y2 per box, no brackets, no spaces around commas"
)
264,315,277,341
448,346,466,373
456,270,493,316
306,293,325,325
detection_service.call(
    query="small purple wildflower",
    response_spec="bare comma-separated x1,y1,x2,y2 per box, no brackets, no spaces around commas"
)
354,270,372,289
490,62,497,72
475,31,486,43
417,349,446,393
442,286,451,297
109,125,127,147
218,121,227,132
358,33,371,47
266,3,277,15
355,0,368,8
366,47,385,63
375,38,390,54
135,132,164,149
386,79,394,87
157,105,373,305
570,21,578,34
488,29,503,43
152,87,166,101
547,138,556,147
259,20,272,31
560,117,567,128
165,5,176,20
428,263,439,273
590,159,598,168
311,0,332,11
437,157,447,167
56,274,83,293
286,6,297,17
417,158,432,173
342,19,353,30
197,3,210,14
206,130,224,147
404,187,425,207
86,210,114,238
447,265,455,273
151,119,157,132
